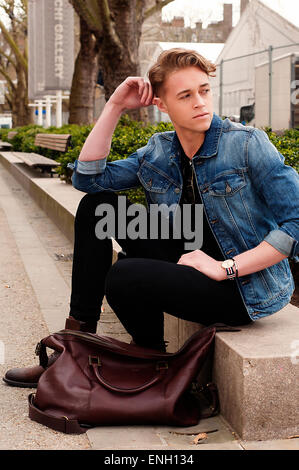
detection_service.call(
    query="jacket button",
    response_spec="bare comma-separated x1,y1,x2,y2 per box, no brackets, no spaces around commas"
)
225,182,232,193
174,188,180,193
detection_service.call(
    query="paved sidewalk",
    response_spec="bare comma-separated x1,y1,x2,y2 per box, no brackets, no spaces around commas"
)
0,162,298,451
0,164,90,449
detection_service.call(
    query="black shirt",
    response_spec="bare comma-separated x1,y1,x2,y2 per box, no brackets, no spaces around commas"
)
179,147,224,260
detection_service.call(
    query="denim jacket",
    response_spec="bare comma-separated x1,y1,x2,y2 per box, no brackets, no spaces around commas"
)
70,113,299,321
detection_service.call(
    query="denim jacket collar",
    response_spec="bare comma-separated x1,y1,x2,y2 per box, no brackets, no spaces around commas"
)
168,113,224,162
198,113,223,158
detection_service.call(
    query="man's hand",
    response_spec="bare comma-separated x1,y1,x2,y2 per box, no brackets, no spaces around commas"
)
177,250,225,281
79,77,154,161
108,77,154,111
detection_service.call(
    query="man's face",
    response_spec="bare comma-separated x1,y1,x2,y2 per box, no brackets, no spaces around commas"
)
154,66,214,135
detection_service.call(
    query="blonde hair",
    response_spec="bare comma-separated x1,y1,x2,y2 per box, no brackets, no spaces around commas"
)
148,48,216,96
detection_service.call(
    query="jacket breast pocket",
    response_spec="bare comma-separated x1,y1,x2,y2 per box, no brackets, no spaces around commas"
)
137,162,172,194
209,171,247,197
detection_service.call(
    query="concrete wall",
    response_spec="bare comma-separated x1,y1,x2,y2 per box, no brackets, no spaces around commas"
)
255,53,294,130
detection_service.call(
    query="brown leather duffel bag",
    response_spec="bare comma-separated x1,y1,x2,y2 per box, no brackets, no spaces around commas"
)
28,326,219,434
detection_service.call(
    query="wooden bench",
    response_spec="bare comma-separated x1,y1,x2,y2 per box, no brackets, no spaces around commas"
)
34,133,71,152
0,130,17,150
0,140,12,150
13,133,71,177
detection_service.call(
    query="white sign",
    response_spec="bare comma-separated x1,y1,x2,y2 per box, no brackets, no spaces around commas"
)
28,0,74,100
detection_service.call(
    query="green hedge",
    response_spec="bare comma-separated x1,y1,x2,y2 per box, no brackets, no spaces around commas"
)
1,119,298,205
0,117,174,205
264,127,299,173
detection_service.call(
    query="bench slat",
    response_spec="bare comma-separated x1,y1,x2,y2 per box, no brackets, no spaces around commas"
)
34,133,71,152
35,143,69,151
35,139,69,145
13,152,60,167
35,138,70,145
0,141,12,149
36,133,71,140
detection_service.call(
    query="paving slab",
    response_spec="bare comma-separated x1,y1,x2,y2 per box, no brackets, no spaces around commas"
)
241,438,299,450
86,416,243,451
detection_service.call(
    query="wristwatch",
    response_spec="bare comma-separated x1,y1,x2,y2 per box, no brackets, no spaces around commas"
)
221,258,238,280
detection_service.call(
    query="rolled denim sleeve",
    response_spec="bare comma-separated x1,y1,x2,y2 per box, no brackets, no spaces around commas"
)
264,229,298,258
248,129,299,260
68,150,142,194
76,159,107,175
67,158,106,175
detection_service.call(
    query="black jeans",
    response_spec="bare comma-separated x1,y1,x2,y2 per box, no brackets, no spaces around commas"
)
70,192,251,348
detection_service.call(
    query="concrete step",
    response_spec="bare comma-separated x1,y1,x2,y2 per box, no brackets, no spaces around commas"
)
165,305,299,440
1,150,298,443
214,304,299,440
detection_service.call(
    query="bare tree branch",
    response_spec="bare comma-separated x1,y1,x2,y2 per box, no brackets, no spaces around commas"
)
5,92,12,109
0,18,27,72
0,48,17,69
97,0,123,53
144,0,176,20
68,0,103,35
88,0,103,28
0,66,16,91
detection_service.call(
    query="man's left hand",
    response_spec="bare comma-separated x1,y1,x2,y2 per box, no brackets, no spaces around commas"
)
177,250,225,281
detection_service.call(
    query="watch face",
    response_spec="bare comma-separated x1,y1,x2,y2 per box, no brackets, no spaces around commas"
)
222,259,234,269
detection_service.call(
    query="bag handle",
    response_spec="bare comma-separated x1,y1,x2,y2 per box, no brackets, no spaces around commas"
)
89,356,168,394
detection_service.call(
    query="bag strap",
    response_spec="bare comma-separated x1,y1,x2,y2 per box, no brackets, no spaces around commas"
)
28,393,88,434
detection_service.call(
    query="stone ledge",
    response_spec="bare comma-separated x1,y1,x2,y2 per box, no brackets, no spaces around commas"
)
1,151,298,441
214,303,299,440
165,304,299,441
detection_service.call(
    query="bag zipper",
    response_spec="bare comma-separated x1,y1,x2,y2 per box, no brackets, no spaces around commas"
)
51,329,169,359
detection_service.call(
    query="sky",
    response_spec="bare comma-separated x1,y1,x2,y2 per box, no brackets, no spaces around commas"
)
1,0,299,29
162,0,299,28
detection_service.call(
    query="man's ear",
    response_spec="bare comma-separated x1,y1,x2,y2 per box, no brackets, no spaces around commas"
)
153,96,168,114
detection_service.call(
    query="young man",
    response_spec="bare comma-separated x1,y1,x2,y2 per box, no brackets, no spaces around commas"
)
4,48,299,387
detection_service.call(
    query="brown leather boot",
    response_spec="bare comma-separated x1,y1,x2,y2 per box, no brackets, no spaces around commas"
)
3,316,97,388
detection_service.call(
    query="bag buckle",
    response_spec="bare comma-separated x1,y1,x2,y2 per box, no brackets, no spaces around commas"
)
89,355,101,366
156,361,168,370
35,341,42,356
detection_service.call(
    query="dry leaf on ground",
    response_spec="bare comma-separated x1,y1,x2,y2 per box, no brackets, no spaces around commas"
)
192,433,208,445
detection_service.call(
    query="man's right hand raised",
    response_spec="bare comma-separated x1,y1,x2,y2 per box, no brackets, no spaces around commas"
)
108,77,154,111
79,77,154,161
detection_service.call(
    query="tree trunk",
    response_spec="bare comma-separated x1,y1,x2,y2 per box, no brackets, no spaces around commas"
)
68,17,100,125
98,0,146,121
11,65,32,127
68,0,148,123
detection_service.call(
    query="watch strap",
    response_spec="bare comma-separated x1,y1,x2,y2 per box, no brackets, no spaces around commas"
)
225,258,238,280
